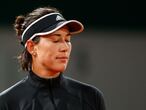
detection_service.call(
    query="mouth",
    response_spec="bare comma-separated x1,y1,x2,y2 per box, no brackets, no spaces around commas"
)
56,56,68,59
56,56,69,63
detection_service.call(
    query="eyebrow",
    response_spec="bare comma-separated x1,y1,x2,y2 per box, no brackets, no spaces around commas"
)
46,33,71,41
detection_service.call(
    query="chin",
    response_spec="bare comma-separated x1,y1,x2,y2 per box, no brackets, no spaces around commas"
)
59,67,67,72
58,68,66,72
52,63,68,73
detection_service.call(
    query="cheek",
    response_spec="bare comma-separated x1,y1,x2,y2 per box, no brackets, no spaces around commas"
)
41,47,57,58
36,45,55,59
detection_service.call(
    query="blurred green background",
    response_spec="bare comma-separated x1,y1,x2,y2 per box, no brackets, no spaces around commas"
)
0,0,146,110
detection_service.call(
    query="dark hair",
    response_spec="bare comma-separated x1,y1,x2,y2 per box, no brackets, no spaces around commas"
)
14,6,60,71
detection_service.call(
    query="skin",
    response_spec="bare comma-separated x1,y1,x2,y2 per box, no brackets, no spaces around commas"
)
26,26,72,79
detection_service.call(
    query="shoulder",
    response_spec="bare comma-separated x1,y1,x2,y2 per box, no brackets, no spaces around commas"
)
0,77,27,109
63,76,106,109
64,75,104,96
0,76,28,101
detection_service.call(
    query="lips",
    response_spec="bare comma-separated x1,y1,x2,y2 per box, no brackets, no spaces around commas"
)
56,56,68,60
56,56,68,63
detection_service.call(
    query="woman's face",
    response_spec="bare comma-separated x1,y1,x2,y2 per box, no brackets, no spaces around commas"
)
31,26,72,75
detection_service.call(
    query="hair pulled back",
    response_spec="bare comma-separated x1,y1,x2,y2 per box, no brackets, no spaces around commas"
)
14,6,60,71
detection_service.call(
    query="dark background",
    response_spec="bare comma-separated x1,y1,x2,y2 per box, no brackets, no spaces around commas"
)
0,0,146,29
0,1,146,110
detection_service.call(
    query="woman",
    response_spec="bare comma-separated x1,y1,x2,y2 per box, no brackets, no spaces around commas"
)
0,6,106,110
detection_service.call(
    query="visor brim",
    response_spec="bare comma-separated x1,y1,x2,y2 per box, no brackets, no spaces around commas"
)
29,20,84,40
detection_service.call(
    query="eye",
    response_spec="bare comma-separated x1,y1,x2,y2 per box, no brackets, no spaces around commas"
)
52,38,60,43
53,40,59,43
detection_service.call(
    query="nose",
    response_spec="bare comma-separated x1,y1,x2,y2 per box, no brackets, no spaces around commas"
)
59,41,70,52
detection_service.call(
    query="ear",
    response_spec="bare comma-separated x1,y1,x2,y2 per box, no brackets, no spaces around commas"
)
26,40,36,55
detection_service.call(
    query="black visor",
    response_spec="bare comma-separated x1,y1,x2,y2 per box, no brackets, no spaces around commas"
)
21,13,84,46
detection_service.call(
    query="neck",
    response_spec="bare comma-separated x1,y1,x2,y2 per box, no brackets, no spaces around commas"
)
31,67,61,79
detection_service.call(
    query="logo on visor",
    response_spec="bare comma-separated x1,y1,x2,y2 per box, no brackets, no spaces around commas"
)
56,15,64,21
